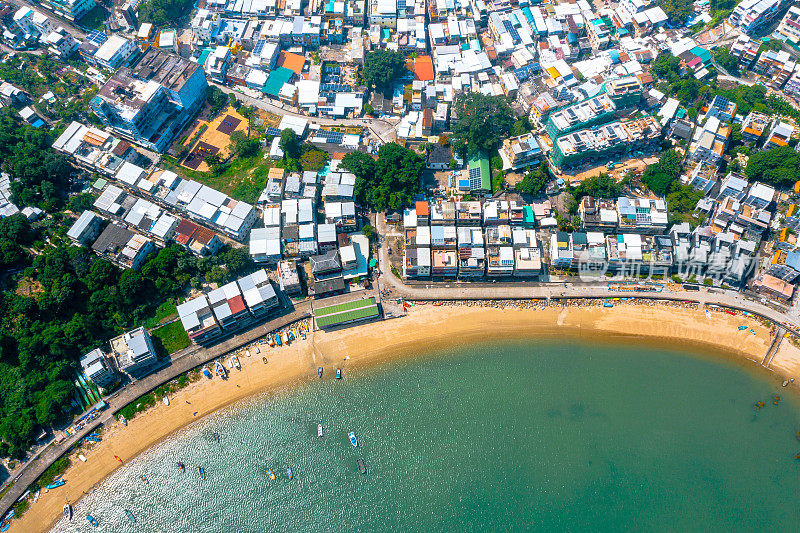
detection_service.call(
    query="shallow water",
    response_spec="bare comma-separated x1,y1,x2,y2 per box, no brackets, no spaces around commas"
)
52,341,800,532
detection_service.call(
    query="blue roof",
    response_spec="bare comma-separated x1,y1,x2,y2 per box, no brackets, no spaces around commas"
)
786,250,800,272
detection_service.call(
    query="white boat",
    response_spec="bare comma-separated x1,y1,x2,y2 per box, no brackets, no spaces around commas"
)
32,490,39,503
63,504,72,521
317,422,323,438
78,454,87,462
231,356,241,370
349,432,358,447
163,396,170,406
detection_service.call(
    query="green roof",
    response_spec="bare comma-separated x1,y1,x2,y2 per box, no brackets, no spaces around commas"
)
314,297,379,328
468,155,491,191
263,67,294,97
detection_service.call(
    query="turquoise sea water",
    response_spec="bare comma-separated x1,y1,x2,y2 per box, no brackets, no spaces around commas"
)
51,341,800,532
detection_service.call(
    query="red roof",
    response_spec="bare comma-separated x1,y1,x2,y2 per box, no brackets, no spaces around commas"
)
415,201,429,216
414,56,434,81
228,294,246,314
175,219,198,239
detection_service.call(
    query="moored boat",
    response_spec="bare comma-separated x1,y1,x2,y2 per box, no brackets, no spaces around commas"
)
286,466,293,480
349,432,358,447
357,459,366,474
318,422,323,437
335,368,342,379
203,368,213,379
125,509,136,523
86,514,98,527
275,334,282,346
318,367,323,378
232,356,241,370
140,475,148,484
178,461,185,473
267,468,275,480
283,332,290,345
262,356,268,365
46,479,66,489
63,504,72,521
215,361,227,379
199,466,206,479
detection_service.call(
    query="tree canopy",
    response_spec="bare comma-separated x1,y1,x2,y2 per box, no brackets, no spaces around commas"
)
744,146,800,188
451,93,515,155
641,150,683,196
138,0,193,26
340,143,424,211
361,50,408,90
656,0,694,24
516,162,550,196
279,129,300,159
712,46,738,75
570,174,622,200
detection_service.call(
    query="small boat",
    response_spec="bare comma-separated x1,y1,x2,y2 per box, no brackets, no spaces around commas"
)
163,396,170,406
86,514,98,527
32,490,40,503
349,432,358,447
262,356,268,365
268,336,275,347
267,468,275,480
357,459,366,474
46,479,66,489
286,467,293,480
335,368,342,380
231,356,241,370
199,466,206,479
140,475,148,484
178,461,185,473
283,332,290,345
215,361,227,379
203,368,213,379
255,346,260,354
275,334,282,347
288,330,295,341
318,367,323,378
737,325,748,331
125,509,136,523
318,422,323,438
603,302,613,308
63,504,72,521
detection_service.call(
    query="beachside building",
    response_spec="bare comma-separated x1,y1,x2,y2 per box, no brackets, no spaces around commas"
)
109,327,158,375
313,297,380,329
80,348,117,389
177,295,223,346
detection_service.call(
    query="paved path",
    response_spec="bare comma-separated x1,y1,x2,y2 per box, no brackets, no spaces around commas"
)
214,83,398,144
0,304,311,517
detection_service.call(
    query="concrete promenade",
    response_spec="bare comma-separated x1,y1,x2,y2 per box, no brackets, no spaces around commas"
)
0,305,311,517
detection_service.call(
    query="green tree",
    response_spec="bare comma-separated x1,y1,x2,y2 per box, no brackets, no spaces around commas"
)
341,143,423,211
712,46,738,75
138,0,194,26
279,129,300,159
361,49,408,90
641,150,684,196
570,174,622,200
744,145,800,188
451,93,515,155
657,0,694,24
300,149,329,172
511,116,533,136
516,162,550,196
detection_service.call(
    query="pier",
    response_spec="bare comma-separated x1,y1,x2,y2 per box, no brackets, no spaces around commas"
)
762,326,787,368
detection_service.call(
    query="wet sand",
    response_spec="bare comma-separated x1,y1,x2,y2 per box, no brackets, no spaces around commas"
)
17,302,800,532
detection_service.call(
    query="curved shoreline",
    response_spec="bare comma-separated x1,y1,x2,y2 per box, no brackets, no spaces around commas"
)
16,301,800,532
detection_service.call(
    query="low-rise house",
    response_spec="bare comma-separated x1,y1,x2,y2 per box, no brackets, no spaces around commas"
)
177,295,222,346
278,260,302,295
67,210,104,246
91,223,156,269
80,348,117,389
110,327,158,375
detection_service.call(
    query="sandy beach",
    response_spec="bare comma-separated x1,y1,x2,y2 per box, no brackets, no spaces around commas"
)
15,301,800,532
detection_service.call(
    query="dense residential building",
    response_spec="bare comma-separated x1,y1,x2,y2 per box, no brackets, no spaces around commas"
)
67,210,104,246
774,6,800,47
729,0,788,35
38,0,96,21
90,48,208,152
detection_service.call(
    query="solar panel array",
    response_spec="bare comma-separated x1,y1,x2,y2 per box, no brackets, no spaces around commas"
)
253,39,266,55
468,167,481,190
712,96,730,110
87,30,108,45
315,130,344,144
264,127,281,137
320,83,351,93
502,20,520,42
